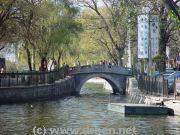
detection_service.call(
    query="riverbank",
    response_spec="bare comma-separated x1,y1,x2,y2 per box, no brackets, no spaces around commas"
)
0,74,120,104
127,77,180,115
0,76,76,104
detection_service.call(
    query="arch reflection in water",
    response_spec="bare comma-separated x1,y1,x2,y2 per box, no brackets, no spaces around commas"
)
80,77,113,95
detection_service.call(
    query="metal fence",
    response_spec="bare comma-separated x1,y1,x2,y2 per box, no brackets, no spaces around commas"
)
0,67,69,87
0,64,132,88
138,75,168,96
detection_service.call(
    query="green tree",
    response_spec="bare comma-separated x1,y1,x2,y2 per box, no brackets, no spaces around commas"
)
0,0,16,50
35,0,82,70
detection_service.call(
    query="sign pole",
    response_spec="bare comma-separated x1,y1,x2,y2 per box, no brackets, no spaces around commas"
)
148,12,152,76
174,77,176,100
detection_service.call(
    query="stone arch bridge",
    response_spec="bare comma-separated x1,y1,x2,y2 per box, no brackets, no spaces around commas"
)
69,65,132,94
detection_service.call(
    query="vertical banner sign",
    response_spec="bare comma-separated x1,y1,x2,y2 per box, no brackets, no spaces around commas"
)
138,14,160,59
138,15,149,58
150,15,160,57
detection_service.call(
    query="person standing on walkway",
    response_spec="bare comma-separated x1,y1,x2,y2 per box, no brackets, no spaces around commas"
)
77,61,81,68
176,52,180,70
108,61,112,68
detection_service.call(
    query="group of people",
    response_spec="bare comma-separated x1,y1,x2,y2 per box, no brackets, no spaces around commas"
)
100,60,118,67
167,53,180,70
38,58,71,72
73,59,119,68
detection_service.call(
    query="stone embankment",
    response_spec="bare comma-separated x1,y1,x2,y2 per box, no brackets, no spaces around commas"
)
127,77,180,115
127,78,146,104
0,76,76,104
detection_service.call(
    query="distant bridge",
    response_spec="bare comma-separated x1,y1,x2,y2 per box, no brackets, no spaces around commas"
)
0,64,132,94
0,65,132,103
69,65,132,94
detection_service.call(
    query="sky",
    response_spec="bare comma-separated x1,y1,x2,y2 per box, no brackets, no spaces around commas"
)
0,44,16,62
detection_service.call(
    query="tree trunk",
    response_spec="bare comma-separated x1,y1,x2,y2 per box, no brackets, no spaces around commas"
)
57,56,61,69
117,49,124,66
159,40,166,72
159,16,168,72
25,47,32,71
118,58,123,66
32,47,36,70
40,58,47,71
57,51,63,69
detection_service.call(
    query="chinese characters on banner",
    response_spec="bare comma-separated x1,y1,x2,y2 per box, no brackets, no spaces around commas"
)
138,15,149,58
138,15,160,59
150,15,160,57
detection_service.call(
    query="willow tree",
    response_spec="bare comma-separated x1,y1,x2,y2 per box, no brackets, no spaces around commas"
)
33,0,82,70
50,0,82,68
11,0,42,71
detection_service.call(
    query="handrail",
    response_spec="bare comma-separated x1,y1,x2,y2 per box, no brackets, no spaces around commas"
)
0,67,69,87
0,65,132,88
69,66,132,78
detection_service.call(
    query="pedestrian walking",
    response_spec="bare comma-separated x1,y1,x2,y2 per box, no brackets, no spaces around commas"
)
108,61,112,68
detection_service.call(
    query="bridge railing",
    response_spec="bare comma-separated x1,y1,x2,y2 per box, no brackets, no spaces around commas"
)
69,64,132,75
0,64,132,87
0,67,69,87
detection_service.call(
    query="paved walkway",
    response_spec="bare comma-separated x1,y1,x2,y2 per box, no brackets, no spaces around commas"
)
176,96,180,100
168,95,180,100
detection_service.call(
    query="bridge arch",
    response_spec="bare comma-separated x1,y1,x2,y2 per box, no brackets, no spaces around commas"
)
75,73,123,94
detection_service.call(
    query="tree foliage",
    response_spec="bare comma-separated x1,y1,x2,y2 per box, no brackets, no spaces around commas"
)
0,0,82,71
0,0,179,71
76,0,138,66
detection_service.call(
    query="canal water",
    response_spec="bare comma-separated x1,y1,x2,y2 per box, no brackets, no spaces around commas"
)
0,82,180,135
